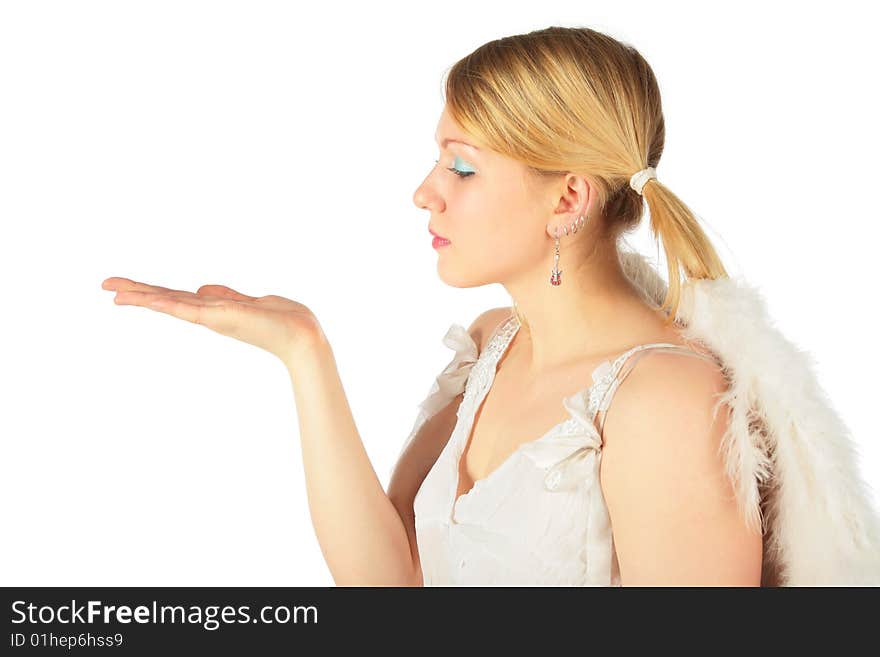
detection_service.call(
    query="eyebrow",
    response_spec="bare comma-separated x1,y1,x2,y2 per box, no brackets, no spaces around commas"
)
435,135,480,151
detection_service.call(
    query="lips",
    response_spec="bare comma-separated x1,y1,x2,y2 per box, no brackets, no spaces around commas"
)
429,227,448,240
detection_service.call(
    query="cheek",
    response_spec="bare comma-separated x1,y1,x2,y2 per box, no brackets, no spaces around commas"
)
482,201,534,253
445,183,538,259
478,228,537,276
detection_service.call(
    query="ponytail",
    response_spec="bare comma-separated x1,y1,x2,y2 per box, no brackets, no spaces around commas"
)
641,179,728,323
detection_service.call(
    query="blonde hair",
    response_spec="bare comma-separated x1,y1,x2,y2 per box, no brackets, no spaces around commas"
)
442,26,728,326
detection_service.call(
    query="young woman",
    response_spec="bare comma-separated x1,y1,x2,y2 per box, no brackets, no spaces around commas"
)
102,26,880,586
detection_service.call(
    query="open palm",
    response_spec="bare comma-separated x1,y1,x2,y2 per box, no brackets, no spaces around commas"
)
102,277,325,366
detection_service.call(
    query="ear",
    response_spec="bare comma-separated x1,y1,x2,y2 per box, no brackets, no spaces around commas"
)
545,173,596,238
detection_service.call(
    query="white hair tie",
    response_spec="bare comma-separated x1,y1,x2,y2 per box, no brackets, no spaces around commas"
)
629,166,657,195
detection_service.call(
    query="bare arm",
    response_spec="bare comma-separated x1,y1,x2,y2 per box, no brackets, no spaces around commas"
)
599,353,764,586
101,276,507,586
286,307,510,586
286,333,419,585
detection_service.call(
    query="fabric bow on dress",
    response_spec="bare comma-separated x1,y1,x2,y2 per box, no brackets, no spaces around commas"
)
394,324,480,467
517,388,615,585
517,391,605,493
417,323,480,419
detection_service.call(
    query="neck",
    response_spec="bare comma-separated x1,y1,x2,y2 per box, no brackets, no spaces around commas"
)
505,239,668,376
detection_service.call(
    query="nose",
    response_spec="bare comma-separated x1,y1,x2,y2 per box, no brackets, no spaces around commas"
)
412,185,429,211
412,166,443,213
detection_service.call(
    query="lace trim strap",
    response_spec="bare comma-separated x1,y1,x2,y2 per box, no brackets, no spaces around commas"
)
593,343,722,439
485,311,517,357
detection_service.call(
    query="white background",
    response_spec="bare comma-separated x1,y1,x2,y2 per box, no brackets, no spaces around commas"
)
1,0,877,585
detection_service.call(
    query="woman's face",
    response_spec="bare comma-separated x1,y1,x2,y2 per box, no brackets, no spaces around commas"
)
413,105,557,288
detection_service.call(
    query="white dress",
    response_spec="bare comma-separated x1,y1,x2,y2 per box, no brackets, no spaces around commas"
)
396,313,722,586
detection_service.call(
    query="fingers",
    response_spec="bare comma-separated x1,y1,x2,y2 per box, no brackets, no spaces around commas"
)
102,277,203,302
103,277,251,306
114,289,189,307
102,278,260,304
139,294,210,325
196,284,259,302
103,277,173,293
113,290,230,324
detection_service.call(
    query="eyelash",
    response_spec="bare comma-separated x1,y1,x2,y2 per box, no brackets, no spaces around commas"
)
434,158,475,179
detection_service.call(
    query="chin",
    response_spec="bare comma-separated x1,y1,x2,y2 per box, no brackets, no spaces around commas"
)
436,259,495,289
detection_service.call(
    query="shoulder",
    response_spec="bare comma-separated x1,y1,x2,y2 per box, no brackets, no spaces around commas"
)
600,349,730,484
607,349,730,439
466,306,513,355
598,350,762,584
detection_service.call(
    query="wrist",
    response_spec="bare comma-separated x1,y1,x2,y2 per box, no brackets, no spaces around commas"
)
281,324,333,373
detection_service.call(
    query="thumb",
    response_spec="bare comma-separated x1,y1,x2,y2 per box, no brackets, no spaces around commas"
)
196,284,258,302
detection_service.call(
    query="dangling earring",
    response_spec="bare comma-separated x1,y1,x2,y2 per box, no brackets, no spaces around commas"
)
549,226,562,286
549,215,586,287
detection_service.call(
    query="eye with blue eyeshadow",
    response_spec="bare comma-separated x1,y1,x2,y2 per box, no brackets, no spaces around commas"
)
433,156,476,178
449,155,476,177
